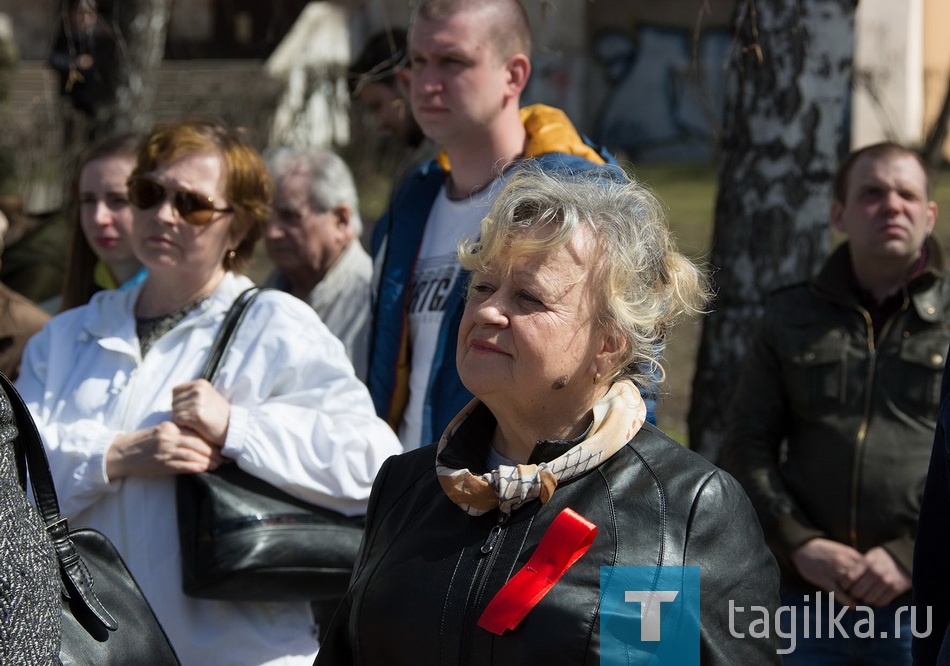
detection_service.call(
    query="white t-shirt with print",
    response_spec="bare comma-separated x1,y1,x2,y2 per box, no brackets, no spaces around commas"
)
399,181,503,449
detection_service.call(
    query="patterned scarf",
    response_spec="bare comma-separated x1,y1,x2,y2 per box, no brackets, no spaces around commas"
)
436,381,646,517
135,297,207,357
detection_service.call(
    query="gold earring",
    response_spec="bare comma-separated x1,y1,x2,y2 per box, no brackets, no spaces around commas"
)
593,372,601,385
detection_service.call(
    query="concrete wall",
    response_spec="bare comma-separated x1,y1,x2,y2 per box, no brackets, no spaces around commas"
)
851,0,924,148
586,23,730,161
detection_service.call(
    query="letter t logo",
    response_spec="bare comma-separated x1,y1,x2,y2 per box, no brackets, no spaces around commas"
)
624,591,679,641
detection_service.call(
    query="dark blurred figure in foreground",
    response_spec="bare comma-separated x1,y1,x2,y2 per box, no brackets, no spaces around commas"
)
915,353,950,665
0,376,60,662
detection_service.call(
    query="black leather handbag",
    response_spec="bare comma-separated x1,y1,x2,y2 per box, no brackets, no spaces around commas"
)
177,287,365,602
3,372,180,665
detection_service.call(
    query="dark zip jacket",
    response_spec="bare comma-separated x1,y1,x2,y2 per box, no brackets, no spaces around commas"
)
722,238,950,590
317,406,782,665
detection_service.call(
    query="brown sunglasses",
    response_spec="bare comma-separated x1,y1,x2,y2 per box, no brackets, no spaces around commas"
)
127,176,233,226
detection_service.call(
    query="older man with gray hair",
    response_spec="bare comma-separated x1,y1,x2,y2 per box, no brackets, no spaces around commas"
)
265,147,371,381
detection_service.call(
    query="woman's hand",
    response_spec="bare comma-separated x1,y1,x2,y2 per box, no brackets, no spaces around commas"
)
171,379,231,446
106,421,224,480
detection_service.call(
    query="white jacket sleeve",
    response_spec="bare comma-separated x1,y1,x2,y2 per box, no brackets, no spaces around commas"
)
16,324,120,518
215,293,402,516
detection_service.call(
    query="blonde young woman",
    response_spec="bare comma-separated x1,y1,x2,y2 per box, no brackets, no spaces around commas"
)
54,132,146,313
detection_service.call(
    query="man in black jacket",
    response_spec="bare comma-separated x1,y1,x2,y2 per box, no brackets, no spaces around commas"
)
48,0,113,143
722,142,944,664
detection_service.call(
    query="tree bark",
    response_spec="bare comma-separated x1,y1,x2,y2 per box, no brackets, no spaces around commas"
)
97,0,171,134
688,0,857,461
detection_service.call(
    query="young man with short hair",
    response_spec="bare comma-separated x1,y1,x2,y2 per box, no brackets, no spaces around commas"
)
366,0,630,450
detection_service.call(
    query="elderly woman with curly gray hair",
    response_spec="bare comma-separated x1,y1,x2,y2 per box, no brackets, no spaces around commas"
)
317,166,782,665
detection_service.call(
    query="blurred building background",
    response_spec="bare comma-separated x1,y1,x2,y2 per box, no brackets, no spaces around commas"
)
0,0,946,212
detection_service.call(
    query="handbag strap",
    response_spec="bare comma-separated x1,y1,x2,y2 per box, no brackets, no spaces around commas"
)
200,286,267,384
0,371,119,632
9,375,28,492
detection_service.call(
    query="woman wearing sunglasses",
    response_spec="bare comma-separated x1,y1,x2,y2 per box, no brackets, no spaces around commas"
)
15,118,402,665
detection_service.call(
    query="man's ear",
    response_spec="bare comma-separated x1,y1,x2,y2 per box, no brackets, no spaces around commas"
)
830,200,845,234
926,201,938,236
332,204,356,246
505,53,531,98
332,204,351,230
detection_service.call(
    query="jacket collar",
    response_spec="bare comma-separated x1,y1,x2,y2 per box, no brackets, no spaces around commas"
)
813,237,946,322
267,239,365,302
81,271,254,350
434,382,646,517
435,402,590,473
434,104,607,172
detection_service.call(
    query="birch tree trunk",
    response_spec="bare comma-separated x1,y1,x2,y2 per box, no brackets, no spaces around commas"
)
97,0,171,134
688,0,857,461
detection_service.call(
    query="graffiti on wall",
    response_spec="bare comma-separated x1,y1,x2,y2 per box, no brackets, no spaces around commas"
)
593,25,731,162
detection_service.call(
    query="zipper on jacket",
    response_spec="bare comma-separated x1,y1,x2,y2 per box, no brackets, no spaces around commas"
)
480,512,507,554
117,363,143,434
848,299,906,547
460,511,509,664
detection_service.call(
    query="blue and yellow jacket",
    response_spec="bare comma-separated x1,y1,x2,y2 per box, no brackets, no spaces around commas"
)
367,104,654,447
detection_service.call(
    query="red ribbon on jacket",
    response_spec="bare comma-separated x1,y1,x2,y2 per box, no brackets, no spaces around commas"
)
477,507,598,635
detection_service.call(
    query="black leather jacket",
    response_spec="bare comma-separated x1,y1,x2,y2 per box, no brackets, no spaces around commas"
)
722,239,950,590
317,409,782,665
